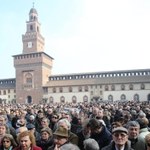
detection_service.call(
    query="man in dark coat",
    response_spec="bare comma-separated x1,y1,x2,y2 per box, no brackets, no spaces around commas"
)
87,118,112,150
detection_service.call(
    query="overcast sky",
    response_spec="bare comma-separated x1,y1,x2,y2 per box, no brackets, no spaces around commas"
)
0,0,150,79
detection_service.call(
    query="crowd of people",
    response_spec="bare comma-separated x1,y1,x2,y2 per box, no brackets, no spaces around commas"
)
0,100,150,150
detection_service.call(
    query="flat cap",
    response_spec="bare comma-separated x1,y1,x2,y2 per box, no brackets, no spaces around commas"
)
112,127,128,134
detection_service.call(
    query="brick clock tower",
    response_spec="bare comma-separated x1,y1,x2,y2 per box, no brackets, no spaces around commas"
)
13,7,53,104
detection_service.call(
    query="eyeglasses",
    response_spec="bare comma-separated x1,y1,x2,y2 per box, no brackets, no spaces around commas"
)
3,140,10,143
113,133,127,138
52,116,57,119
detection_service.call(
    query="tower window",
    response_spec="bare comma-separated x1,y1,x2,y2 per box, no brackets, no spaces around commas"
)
30,25,33,31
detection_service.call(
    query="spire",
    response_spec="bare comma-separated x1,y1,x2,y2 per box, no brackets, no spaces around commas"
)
33,2,35,8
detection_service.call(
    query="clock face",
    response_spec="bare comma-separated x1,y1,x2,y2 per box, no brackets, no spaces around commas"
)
27,42,32,48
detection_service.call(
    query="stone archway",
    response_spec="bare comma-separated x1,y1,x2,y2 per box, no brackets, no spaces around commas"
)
27,96,32,103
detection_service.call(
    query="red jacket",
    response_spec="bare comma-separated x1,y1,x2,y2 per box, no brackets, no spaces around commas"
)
13,145,42,150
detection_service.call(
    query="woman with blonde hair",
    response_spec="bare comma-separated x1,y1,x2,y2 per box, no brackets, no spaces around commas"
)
14,131,42,150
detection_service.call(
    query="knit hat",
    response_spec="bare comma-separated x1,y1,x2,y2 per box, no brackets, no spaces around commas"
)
41,127,52,136
53,126,69,137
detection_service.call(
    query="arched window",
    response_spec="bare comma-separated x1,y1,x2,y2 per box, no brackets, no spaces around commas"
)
84,86,88,92
148,94,150,102
141,83,145,90
59,87,63,93
60,96,65,103
27,96,32,103
120,94,126,100
30,25,33,31
3,90,6,95
111,85,115,91
78,86,82,92
53,87,56,93
129,84,133,90
105,85,109,91
25,73,32,84
83,95,88,102
108,95,113,101
121,84,125,90
72,96,77,103
134,94,139,102
69,86,72,92
49,96,54,103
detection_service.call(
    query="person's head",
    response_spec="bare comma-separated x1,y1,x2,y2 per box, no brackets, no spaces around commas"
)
26,123,35,134
16,118,26,128
83,138,99,150
53,126,69,148
87,118,103,134
47,108,53,115
57,118,71,130
96,109,104,119
0,123,7,136
82,119,91,139
126,121,140,139
41,117,50,128
29,115,35,121
1,134,17,149
60,143,80,150
51,114,59,123
136,117,149,129
145,133,150,149
92,107,99,115
111,121,122,130
112,127,128,147
17,130,36,150
0,115,8,124
37,110,44,118
16,126,28,136
40,127,52,140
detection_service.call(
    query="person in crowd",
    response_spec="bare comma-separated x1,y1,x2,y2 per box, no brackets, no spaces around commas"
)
41,117,50,129
0,123,10,144
89,107,99,119
145,133,150,150
15,117,27,129
60,143,80,150
0,134,17,150
126,120,146,150
26,123,40,141
36,127,54,150
96,108,111,131
14,130,42,150
83,138,99,150
46,108,54,121
56,118,78,145
87,118,112,149
26,115,35,125
49,114,59,131
136,117,150,138
16,126,28,136
47,126,69,150
0,115,17,142
11,110,21,129
77,119,91,150
35,110,45,133
101,127,133,150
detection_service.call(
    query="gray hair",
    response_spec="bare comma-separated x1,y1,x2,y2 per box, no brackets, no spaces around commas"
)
57,118,71,130
126,121,140,129
84,138,99,150
60,143,80,150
